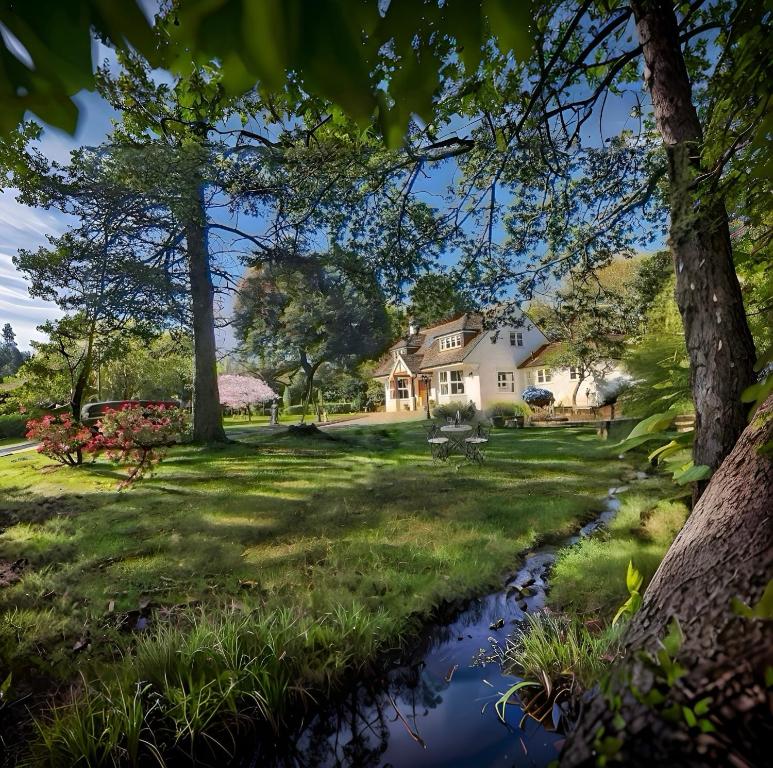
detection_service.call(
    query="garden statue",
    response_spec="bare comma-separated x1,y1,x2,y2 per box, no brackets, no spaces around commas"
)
270,399,279,425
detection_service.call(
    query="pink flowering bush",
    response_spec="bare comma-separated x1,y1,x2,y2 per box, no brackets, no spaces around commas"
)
26,413,93,466
90,404,190,487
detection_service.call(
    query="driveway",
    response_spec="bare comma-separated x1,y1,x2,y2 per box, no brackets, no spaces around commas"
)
0,440,38,458
319,410,429,429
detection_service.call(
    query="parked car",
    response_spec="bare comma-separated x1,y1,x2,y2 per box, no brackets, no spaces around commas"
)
80,400,181,426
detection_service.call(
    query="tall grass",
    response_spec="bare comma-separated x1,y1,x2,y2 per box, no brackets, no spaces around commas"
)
502,611,623,691
30,604,397,767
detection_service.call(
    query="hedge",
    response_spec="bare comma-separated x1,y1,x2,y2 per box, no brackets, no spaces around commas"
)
0,412,30,439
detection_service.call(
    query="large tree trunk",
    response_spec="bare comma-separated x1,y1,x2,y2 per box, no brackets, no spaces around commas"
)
632,0,757,496
187,184,226,444
561,394,773,766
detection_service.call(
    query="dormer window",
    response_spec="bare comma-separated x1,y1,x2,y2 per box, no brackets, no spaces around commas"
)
439,334,462,351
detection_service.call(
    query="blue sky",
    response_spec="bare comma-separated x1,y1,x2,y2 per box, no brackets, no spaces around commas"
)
0,88,118,349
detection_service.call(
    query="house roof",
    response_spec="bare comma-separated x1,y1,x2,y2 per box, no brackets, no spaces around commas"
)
388,333,425,352
516,342,563,369
371,351,425,377
517,336,626,369
372,313,487,376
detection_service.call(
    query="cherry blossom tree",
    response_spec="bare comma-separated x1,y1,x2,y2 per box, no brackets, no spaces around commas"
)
217,374,276,421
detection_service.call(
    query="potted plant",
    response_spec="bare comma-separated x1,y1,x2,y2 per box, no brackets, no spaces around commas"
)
512,401,531,427
487,402,515,428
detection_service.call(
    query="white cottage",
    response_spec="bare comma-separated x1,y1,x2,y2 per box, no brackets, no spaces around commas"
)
371,312,624,413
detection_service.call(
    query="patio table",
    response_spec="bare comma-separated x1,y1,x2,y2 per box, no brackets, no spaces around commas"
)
440,424,473,456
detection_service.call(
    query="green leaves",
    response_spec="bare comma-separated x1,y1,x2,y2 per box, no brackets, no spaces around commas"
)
0,0,159,133
1,1,534,145
626,411,676,441
612,560,642,626
495,679,540,722
482,0,534,61
731,579,773,620
742,349,773,418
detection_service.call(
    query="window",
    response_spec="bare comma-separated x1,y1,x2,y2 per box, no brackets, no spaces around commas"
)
510,331,523,347
450,370,465,394
439,370,464,395
569,366,580,380
397,379,409,399
497,372,515,392
439,334,462,351
536,368,552,384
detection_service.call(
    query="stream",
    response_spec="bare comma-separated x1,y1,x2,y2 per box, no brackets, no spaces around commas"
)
258,485,632,768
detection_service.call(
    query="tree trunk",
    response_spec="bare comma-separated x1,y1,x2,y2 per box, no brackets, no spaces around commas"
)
187,185,226,444
632,0,756,497
561,394,773,766
299,354,322,425
71,319,96,425
571,373,586,407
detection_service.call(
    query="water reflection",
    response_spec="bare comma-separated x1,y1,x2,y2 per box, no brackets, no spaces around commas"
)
259,492,623,768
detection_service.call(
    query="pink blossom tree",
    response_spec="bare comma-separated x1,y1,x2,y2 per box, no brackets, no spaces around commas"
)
217,375,276,421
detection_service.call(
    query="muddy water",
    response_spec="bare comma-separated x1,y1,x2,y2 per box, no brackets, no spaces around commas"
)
262,487,628,768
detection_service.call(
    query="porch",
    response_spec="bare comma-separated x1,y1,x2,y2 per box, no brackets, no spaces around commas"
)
385,373,430,412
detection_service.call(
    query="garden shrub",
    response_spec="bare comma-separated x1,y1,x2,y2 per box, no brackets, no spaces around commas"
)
432,400,477,421
323,402,354,414
522,386,555,408
486,401,531,419
25,413,93,466
90,404,189,486
0,412,31,439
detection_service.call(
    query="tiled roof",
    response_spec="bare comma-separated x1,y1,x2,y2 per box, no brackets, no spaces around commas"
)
389,333,425,352
372,313,487,375
372,357,394,377
517,336,625,369
516,342,562,369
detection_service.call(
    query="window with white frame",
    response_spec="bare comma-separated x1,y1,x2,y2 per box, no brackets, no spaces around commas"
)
509,331,523,347
569,366,580,380
450,370,465,394
439,370,465,395
497,371,515,392
439,334,462,351
536,368,552,384
396,378,409,399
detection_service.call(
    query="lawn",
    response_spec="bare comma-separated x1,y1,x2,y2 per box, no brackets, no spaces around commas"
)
0,421,660,762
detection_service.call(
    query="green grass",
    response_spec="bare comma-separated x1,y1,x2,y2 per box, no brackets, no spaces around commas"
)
502,611,624,690
0,421,661,763
549,479,690,621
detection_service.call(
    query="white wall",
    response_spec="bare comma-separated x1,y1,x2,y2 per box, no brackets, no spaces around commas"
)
466,321,549,410
522,364,627,408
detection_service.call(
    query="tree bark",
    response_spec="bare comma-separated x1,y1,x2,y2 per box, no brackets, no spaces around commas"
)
70,318,97,427
187,184,226,443
561,394,773,766
632,0,756,497
299,354,322,425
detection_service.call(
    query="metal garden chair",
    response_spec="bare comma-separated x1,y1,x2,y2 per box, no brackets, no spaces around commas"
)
425,423,450,462
464,423,489,464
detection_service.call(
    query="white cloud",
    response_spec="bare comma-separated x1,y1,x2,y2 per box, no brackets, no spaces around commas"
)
0,252,62,349
0,190,65,350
